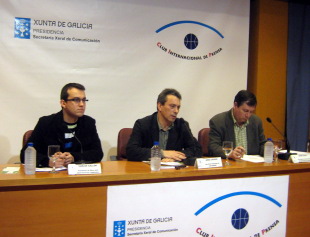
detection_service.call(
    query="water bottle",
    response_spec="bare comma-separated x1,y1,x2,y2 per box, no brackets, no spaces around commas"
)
151,141,161,158
150,141,161,171
24,142,36,175
264,138,274,163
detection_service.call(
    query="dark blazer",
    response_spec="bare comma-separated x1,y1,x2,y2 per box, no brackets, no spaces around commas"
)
20,111,103,167
208,109,266,158
126,112,202,161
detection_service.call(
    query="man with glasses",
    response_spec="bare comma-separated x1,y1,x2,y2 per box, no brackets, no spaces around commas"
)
208,90,266,159
20,83,103,167
126,88,202,162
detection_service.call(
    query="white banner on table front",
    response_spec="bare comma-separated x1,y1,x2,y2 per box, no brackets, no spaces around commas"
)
107,176,288,237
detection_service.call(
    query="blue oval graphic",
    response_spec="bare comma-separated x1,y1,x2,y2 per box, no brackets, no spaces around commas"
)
195,191,282,216
155,20,224,39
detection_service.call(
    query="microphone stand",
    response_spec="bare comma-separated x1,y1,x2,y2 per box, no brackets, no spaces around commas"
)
180,118,198,166
266,117,295,160
69,129,92,164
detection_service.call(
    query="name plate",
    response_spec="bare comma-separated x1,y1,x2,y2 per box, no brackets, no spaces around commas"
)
194,157,223,169
68,163,102,175
290,154,310,163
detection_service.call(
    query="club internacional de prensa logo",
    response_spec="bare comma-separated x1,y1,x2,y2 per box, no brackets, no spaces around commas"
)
14,17,31,39
155,20,224,61
194,191,283,236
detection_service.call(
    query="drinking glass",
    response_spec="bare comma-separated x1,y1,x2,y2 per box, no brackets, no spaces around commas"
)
273,140,283,163
48,145,60,173
223,141,233,166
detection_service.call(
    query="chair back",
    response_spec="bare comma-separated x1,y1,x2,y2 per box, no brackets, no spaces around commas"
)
117,128,133,160
198,128,210,156
22,130,33,147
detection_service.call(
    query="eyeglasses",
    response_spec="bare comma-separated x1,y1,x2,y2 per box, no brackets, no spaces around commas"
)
65,98,89,103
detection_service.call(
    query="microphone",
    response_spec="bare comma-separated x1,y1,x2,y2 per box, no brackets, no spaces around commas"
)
69,129,91,164
72,132,84,154
266,117,294,160
180,118,199,166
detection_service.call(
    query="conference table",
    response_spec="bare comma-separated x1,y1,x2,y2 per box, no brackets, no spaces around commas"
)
0,159,310,237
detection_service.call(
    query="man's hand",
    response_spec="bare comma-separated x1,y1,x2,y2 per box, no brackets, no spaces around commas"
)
48,152,75,167
48,152,65,168
59,152,75,166
228,146,246,159
162,150,186,161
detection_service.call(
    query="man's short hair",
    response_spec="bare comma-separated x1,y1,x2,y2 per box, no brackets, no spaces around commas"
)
60,83,85,100
234,90,257,107
157,88,182,105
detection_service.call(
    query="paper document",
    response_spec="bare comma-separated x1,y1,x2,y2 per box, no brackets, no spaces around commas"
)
241,155,264,163
2,167,20,174
36,167,67,172
279,150,308,155
161,162,185,166
143,161,184,166
143,161,185,169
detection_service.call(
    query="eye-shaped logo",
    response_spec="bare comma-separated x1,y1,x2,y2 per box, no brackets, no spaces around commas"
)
194,191,283,236
155,20,224,60
232,208,249,230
